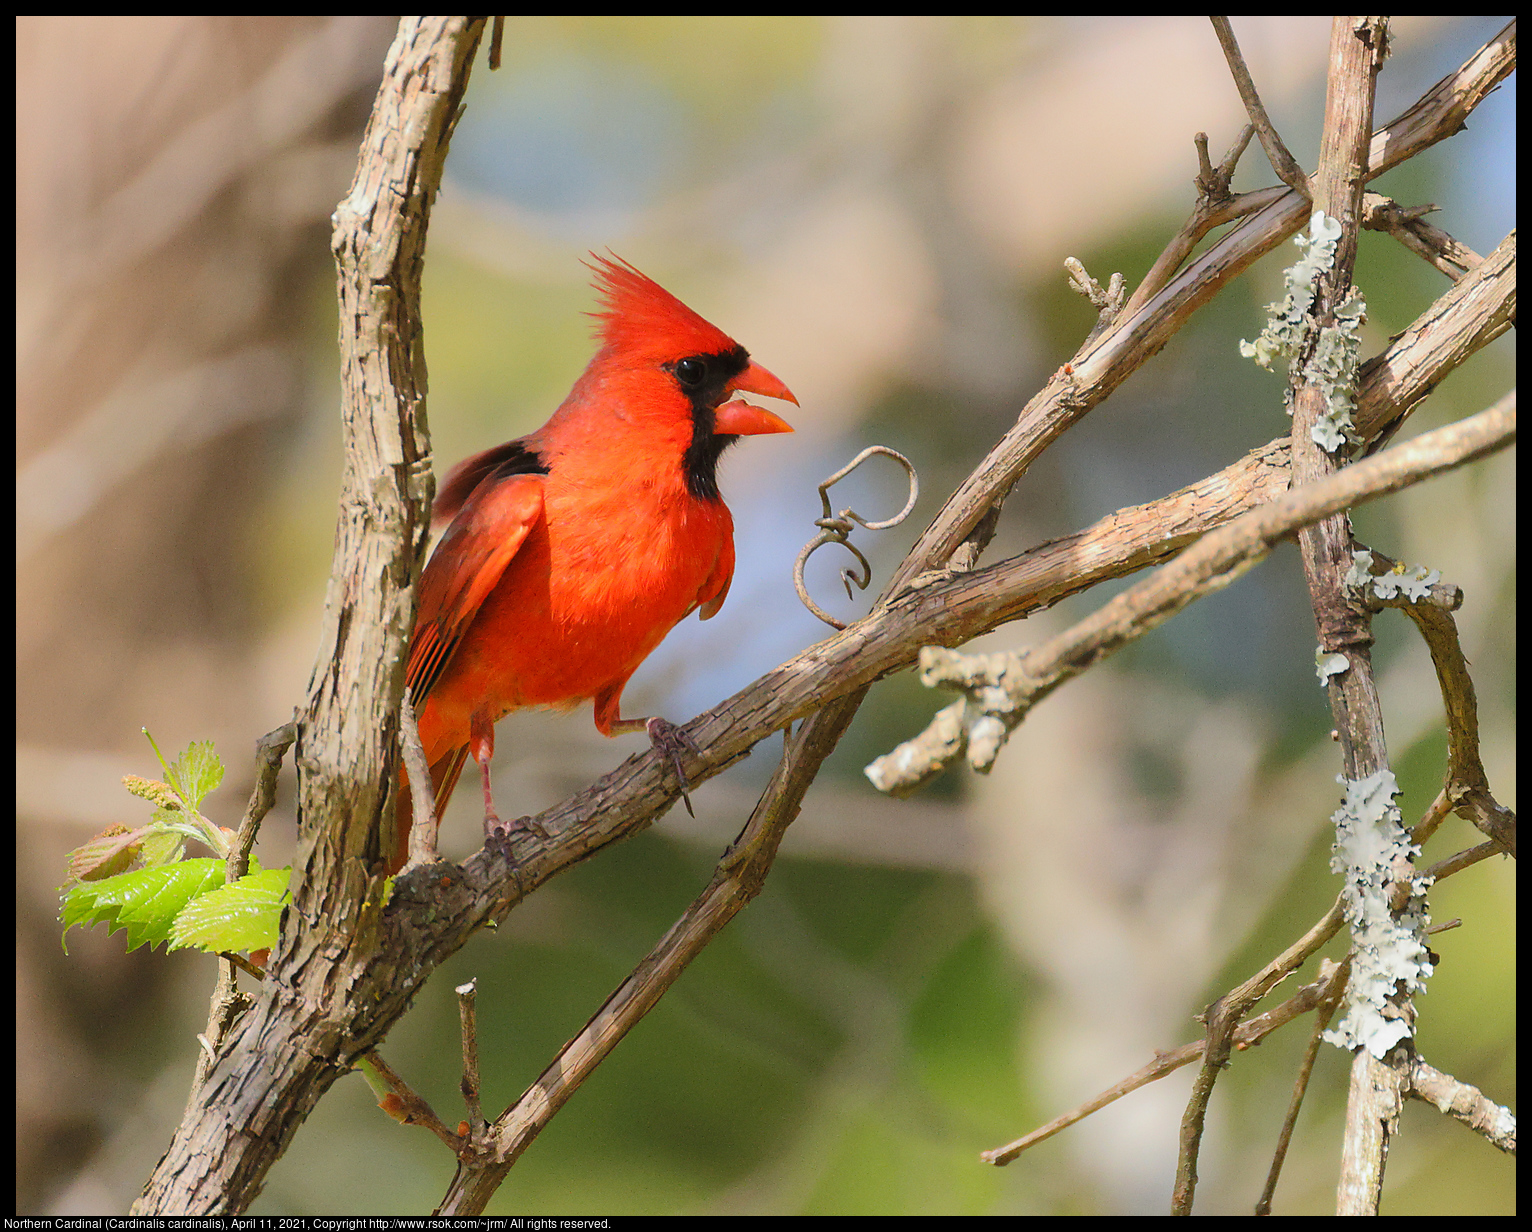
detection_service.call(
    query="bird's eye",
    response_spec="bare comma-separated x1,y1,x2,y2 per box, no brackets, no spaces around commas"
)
674,357,707,388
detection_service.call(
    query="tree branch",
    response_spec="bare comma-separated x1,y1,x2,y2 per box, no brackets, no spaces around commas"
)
1272,19,1401,1218
132,17,485,1213
1209,17,1310,195
1362,193,1485,281
867,398,1514,794
436,693,866,1215
1408,1058,1517,1152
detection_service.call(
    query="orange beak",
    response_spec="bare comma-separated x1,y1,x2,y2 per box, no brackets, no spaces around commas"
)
716,360,796,436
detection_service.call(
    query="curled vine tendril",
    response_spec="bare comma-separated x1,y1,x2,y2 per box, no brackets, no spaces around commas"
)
793,446,919,630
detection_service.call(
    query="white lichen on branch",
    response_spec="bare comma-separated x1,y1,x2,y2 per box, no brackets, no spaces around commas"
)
1343,548,1441,602
1240,211,1367,453
1315,648,1351,684
1322,769,1434,1058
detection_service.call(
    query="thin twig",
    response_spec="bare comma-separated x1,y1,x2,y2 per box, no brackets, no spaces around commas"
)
1064,257,1127,346
1424,840,1509,883
1411,787,1457,849
361,1051,466,1152
488,16,504,71
1210,17,1311,196
457,980,486,1139
1396,597,1517,857
1255,958,1350,1215
188,718,298,1105
1119,128,1280,321
216,952,267,981
400,686,441,871
984,952,1350,1165
1195,125,1254,201
230,718,297,883
1344,546,1516,858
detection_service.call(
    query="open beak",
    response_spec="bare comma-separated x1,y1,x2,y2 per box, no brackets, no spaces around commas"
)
715,360,796,436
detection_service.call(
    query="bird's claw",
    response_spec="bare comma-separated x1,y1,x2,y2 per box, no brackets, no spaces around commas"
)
645,717,700,817
484,811,552,852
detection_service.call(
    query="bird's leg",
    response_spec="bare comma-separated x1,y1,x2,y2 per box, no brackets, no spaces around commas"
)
609,715,700,817
470,713,550,845
469,712,502,838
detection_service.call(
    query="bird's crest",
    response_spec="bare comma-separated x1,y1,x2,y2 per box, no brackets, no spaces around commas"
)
586,253,740,363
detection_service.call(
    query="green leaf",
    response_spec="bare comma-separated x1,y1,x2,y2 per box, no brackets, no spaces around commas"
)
60,859,226,953
169,866,290,955
169,740,224,811
139,825,187,867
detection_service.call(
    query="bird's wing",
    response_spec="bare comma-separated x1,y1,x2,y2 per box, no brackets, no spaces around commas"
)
406,472,547,703
432,436,548,527
696,531,736,621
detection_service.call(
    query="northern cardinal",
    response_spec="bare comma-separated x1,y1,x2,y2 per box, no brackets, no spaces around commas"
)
393,255,796,872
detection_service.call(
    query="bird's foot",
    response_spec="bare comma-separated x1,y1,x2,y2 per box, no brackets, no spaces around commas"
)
645,717,700,817
484,809,552,851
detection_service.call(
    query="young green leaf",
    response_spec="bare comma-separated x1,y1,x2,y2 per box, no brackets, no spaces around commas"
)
60,859,226,954
169,740,224,812
138,826,188,867
169,866,289,955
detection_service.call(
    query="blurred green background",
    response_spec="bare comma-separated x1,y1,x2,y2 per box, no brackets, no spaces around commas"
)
17,16,1513,1216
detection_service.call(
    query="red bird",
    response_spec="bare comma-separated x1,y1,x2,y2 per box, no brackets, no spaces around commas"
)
393,255,796,872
